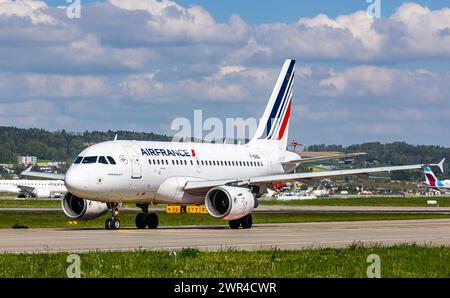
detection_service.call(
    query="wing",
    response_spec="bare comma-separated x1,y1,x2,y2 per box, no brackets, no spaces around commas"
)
184,164,424,194
282,152,366,165
20,166,66,180
249,164,424,184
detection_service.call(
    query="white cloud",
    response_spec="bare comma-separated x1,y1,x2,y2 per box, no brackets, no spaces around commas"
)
318,66,450,103
0,0,57,24
109,0,248,44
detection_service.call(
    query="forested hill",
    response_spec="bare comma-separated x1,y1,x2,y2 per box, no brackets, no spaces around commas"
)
1,126,449,176
307,142,450,177
0,126,171,163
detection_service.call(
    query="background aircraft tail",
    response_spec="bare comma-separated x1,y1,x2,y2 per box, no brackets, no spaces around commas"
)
424,166,442,187
249,59,295,150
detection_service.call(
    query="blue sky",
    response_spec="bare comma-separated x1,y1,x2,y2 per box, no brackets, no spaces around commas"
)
0,0,450,146
45,0,450,23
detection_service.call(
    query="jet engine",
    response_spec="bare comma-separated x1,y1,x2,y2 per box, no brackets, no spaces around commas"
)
62,192,109,220
33,189,51,198
205,186,257,221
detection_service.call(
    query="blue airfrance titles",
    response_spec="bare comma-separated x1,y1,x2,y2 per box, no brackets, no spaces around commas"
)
141,148,191,157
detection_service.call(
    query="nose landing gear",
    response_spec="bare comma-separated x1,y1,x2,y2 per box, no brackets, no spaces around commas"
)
105,203,121,230
135,203,159,229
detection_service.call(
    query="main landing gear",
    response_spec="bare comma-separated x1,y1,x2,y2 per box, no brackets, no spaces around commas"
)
229,214,252,229
135,203,159,229
105,203,121,230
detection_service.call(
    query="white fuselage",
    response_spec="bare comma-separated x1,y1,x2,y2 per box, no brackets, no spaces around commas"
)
64,140,298,204
0,179,66,197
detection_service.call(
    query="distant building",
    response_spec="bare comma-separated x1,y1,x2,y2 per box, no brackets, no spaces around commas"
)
17,155,37,165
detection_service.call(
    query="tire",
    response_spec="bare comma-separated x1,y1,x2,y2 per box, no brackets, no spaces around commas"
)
146,213,159,229
135,213,147,229
105,219,112,230
240,214,252,229
111,219,120,230
229,220,240,229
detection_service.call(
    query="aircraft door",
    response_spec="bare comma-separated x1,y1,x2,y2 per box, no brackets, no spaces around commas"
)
195,157,202,173
124,146,142,179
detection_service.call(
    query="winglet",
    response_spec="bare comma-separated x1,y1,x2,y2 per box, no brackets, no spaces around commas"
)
22,166,33,174
114,134,118,141
428,158,445,173
437,158,445,173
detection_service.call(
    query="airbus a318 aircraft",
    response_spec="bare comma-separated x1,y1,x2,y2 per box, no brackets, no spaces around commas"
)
23,59,430,230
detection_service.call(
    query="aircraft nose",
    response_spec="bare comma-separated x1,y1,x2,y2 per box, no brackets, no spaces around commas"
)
64,166,88,195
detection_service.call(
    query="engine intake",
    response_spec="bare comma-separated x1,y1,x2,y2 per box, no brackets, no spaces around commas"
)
62,192,109,220
205,186,256,221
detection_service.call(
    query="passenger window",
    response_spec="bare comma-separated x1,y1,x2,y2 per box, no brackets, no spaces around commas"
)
184,160,187,165
73,156,83,164
82,156,97,164
107,156,116,164
201,161,204,166
166,160,169,165
98,156,108,164
172,160,175,165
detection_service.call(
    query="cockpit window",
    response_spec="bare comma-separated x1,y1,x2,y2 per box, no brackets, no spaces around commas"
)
82,156,98,164
98,156,108,164
73,156,83,164
107,156,116,165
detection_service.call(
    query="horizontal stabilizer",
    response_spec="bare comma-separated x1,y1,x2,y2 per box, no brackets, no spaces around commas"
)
20,166,65,180
282,152,366,165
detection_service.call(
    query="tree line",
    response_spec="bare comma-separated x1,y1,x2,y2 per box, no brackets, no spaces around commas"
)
1,126,448,181
0,126,171,163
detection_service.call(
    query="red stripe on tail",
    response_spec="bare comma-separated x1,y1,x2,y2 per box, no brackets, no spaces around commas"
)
277,98,292,140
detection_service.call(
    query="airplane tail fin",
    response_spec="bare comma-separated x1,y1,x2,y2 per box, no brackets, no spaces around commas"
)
424,166,441,187
249,59,295,150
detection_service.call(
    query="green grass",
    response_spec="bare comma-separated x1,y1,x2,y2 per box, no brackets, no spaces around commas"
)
1,244,449,277
0,212,449,229
0,199,61,208
260,196,450,207
1,197,450,209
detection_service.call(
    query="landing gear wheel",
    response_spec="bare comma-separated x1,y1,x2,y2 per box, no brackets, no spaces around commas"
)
240,214,252,229
146,213,159,229
229,220,240,229
111,218,120,230
135,213,147,229
105,219,112,230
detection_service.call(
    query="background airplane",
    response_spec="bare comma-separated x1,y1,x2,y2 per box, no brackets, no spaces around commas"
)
22,59,431,230
0,178,66,198
423,158,449,190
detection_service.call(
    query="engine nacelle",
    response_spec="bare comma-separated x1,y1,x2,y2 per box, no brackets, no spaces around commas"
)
62,192,109,220
33,189,51,198
205,186,256,221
